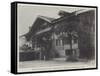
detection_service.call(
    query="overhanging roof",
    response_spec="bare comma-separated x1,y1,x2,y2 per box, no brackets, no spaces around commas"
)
21,10,95,41
38,15,55,23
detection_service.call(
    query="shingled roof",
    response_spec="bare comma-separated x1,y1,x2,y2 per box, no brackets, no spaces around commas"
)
21,10,95,41
22,16,55,41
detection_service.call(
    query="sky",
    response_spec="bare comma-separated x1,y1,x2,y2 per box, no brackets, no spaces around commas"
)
17,4,95,36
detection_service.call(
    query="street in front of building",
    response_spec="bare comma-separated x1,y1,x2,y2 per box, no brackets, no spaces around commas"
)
18,58,96,72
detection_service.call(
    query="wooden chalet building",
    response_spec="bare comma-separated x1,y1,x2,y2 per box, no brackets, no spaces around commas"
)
19,10,95,61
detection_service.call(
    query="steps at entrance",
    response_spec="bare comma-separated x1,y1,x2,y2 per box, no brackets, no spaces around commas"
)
57,50,65,56
52,57,67,61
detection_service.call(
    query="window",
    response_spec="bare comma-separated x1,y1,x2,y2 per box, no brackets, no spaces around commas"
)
56,39,61,46
74,38,78,43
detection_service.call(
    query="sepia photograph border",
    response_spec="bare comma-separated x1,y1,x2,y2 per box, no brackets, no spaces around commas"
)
11,1,98,74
